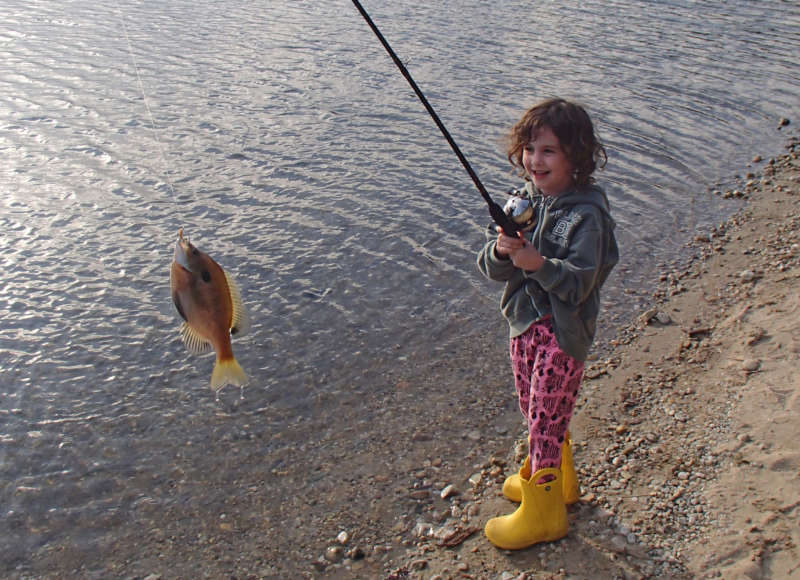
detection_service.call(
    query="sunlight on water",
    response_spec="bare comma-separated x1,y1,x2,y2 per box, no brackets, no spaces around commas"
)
0,0,798,573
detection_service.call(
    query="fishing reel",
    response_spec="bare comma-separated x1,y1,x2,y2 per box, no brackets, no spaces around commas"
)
503,188,537,232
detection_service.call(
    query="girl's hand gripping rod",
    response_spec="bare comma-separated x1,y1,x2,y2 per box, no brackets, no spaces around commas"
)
350,0,522,237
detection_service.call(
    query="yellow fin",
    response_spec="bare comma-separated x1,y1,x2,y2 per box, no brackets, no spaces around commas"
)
211,357,248,392
224,270,250,338
180,322,213,354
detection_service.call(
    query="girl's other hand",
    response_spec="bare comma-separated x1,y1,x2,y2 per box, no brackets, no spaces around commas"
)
495,227,545,271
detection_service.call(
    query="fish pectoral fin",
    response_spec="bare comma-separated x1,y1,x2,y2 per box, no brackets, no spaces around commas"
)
180,322,213,354
225,270,251,338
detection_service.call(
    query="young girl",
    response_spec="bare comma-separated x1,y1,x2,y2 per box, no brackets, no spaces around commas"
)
477,98,619,550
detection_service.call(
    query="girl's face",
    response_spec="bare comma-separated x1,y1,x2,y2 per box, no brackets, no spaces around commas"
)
522,126,575,196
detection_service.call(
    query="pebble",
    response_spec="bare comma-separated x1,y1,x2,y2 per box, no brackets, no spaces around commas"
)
440,484,458,499
742,359,761,372
324,546,343,563
432,525,457,542
610,535,628,552
464,430,481,441
413,522,432,538
347,546,365,560
409,558,428,571
740,269,760,282
655,311,672,324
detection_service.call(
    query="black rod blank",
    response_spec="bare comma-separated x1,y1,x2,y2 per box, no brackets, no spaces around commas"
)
350,0,521,235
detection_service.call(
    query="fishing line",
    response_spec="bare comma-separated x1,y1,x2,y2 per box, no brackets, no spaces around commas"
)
349,0,521,236
114,1,179,202
114,3,251,401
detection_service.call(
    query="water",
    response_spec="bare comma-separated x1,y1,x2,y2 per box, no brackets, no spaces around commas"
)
1,0,798,575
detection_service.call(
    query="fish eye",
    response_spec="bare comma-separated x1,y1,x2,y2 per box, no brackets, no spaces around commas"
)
201,270,211,283
192,249,199,255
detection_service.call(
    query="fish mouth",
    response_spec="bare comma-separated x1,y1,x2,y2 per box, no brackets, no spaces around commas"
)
174,229,193,271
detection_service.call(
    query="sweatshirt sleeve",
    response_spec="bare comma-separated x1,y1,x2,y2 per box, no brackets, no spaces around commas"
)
529,211,605,306
476,224,518,282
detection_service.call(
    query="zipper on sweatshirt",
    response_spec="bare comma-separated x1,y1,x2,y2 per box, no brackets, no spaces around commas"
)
532,195,556,247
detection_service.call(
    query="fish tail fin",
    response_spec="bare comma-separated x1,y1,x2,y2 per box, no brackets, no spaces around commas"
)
211,357,248,392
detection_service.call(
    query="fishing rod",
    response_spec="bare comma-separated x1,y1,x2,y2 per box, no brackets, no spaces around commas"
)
350,0,522,237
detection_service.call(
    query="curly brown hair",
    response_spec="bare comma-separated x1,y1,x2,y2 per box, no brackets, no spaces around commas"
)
507,98,607,186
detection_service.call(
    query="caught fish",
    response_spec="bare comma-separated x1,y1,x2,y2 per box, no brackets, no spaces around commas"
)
170,229,250,392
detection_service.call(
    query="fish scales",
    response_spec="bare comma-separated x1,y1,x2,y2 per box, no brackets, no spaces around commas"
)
170,230,249,392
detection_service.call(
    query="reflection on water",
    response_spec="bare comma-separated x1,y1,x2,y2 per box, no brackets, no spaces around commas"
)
1,0,798,574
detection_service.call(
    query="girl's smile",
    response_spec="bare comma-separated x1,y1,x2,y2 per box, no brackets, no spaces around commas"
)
522,126,575,196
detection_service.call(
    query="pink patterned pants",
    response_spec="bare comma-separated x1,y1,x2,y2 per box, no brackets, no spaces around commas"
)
510,317,584,473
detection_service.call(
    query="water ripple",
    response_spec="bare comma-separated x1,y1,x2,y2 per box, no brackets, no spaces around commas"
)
1,0,798,572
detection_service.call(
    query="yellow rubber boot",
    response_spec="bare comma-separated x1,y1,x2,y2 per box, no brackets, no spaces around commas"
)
502,455,531,502
485,467,568,550
503,433,579,504
561,433,580,505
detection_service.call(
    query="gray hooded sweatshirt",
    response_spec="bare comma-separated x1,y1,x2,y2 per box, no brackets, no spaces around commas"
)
477,181,619,361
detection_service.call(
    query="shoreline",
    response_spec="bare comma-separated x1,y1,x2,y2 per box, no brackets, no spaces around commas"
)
371,136,800,579
9,137,798,580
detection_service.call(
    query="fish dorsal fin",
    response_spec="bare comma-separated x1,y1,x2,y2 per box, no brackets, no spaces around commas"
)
180,322,213,354
225,270,250,338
